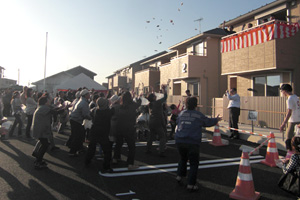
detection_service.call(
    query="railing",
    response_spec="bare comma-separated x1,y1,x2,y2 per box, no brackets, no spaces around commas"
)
136,67,160,74
159,62,171,68
221,20,287,39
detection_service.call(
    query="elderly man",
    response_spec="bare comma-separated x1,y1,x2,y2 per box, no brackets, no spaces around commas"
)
225,88,240,139
68,89,91,156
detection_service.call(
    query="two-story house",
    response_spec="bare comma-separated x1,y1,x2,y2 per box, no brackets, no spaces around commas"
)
135,51,177,95
221,0,300,97
158,28,228,114
220,0,300,128
106,51,167,94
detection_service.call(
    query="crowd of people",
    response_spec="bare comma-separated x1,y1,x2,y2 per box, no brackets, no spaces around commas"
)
0,86,187,172
1,83,300,195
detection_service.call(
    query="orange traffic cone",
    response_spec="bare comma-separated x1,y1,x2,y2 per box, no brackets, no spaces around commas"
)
261,132,279,167
230,150,260,200
210,123,226,146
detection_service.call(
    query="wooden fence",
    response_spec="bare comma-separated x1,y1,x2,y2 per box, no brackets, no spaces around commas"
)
212,96,287,129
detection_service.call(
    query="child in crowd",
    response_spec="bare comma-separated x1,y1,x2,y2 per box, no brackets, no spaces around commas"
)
169,101,181,139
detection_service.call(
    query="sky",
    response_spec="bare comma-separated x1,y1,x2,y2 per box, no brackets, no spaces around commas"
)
0,0,275,87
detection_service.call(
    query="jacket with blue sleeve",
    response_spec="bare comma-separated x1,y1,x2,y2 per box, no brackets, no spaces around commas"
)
175,109,218,145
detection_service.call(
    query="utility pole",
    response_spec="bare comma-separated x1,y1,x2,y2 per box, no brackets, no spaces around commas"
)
194,17,203,34
43,32,48,92
18,68,20,85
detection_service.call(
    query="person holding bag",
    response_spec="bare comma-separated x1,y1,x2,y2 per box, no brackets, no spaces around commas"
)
278,136,300,197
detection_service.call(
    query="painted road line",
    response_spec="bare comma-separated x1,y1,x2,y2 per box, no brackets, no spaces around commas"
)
111,155,264,172
99,159,264,177
123,139,211,147
100,159,263,177
115,190,136,196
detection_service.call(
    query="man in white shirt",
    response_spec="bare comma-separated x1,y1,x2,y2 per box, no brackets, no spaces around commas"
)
279,84,300,148
225,88,240,139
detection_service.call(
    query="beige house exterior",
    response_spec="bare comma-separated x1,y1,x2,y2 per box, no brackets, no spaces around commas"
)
135,51,177,95
216,0,300,128
221,0,300,97
106,51,167,94
158,28,228,114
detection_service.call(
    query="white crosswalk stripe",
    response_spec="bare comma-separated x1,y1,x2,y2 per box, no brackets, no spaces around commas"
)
99,156,264,177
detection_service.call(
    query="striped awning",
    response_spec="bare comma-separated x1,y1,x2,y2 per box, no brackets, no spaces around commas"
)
221,21,300,53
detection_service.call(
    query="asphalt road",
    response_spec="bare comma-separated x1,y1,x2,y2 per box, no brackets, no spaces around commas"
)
0,128,296,200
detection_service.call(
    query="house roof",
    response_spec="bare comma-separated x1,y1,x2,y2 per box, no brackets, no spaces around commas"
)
32,65,96,84
220,0,288,26
55,73,106,91
169,28,228,50
106,74,116,79
32,71,72,85
113,51,168,73
65,65,97,76
140,50,177,65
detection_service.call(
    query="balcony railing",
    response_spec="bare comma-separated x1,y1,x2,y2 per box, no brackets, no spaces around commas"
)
221,20,299,53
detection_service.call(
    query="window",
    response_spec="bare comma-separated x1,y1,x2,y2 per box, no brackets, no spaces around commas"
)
253,75,280,96
187,82,199,96
193,83,199,96
267,75,280,96
173,82,181,95
194,41,207,56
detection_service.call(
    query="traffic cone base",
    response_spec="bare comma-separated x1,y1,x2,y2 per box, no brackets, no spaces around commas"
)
209,141,225,146
230,151,260,200
260,159,277,167
209,124,227,146
230,190,260,200
261,132,279,167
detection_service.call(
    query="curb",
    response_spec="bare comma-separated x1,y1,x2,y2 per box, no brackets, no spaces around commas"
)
205,126,286,152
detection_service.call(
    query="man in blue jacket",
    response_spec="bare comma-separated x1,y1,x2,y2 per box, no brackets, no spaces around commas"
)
175,97,221,191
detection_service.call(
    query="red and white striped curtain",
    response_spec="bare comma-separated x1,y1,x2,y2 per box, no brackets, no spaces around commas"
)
221,22,300,53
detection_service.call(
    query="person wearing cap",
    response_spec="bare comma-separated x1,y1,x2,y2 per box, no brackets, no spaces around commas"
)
280,84,300,150
109,94,121,108
68,89,91,156
85,97,114,173
225,88,240,139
